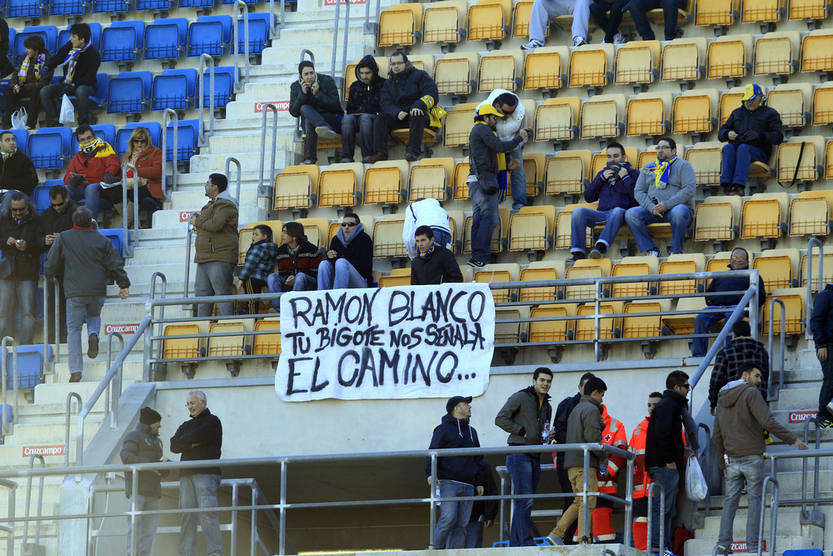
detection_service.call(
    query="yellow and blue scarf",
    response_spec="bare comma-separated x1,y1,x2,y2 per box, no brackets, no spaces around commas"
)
61,42,90,83
645,155,677,190
79,137,116,159
475,121,508,201
1,148,17,160
419,242,436,258
17,53,46,83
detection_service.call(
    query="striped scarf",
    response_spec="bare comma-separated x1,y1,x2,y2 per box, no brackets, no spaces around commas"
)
646,155,677,190
61,42,90,83
18,53,46,83
1,148,16,160
419,242,436,258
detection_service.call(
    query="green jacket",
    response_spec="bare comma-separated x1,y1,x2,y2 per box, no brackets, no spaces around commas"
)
563,395,604,470
495,386,552,447
193,190,239,265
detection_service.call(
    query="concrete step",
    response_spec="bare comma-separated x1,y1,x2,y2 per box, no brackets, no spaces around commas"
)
684,535,817,556
696,508,816,540
770,386,825,412
149,204,266,228
4,420,102,445
189,149,294,174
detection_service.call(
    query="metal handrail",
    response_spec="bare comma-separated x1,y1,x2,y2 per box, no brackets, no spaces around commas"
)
146,272,167,381
41,276,60,374
226,156,242,206
233,0,250,91
0,478,15,556
22,454,45,551
340,0,352,95
64,392,82,467
199,53,215,146
183,223,194,298
646,482,666,554
257,102,279,195
104,332,125,430
806,236,824,340
0,336,18,436
757,476,779,556
121,162,140,257
697,422,712,517
330,0,342,79
268,0,286,39
161,108,179,195
767,297,786,402
800,417,821,518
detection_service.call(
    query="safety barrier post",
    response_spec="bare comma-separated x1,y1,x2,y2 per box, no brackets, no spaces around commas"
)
225,157,242,206
757,476,779,556
766,297,786,401
22,454,45,553
0,337,18,436
161,108,179,195
806,237,823,340
64,392,82,467
257,103,279,196
199,53,215,146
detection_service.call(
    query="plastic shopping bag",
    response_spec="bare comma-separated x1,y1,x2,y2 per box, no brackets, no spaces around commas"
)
685,455,708,501
59,94,75,125
10,107,27,129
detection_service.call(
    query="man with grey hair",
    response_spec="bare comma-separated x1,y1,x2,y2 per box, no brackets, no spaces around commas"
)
44,206,130,382
170,390,224,556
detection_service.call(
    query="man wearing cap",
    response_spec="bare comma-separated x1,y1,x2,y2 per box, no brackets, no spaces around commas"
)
718,83,783,196
426,395,488,549
120,407,167,556
467,104,529,268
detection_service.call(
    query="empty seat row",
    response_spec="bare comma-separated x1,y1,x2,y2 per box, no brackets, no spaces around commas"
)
5,0,268,19
107,66,238,114
162,317,283,368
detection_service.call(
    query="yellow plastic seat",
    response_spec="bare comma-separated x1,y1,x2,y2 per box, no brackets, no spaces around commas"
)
529,306,571,343
574,302,622,341
693,195,741,242
293,218,329,249
826,140,833,179
762,288,806,336
434,52,478,96
637,148,658,170
535,97,580,143
800,30,833,73
378,268,412,287
453,158,471,200
519,261,565,303
565,258,612,300
495,309,523,344
509,206,555,252
776,136,825,185
523,46,567,92
444,102,478,148
274,164,318,211
672,89,717,135
754,32,799,79
409,157,454,201
252,318,281,356
569,44,613,89
372,216,407,258
318,162,363,208
479,50,521,92
626,93,670,137
695,0,740,27
659,253,705,296
765,83,810,130
464,208,509,254
364,160,409,206
344,57,389,102
789,0,831,21
512,0,542,38
545,149,591,196
684,141,722,186
754,248,799,290
718,88,744,126
555,202,597,249
423,0,467,46
467,0,511,42
741,192,788,240
661,38,705,83
742,0,785,24
615,40,660,87
707,35,751,81
662,296,704,336
207,321,247,358
623,300,669,339
812,82,833,127
611,256,659,299
377,3,423,47
522,151,546,198
163,323,203,361
580,94,625,140
789,190,833,237
801,252,833,292
474,263,519,303
327,221,340,246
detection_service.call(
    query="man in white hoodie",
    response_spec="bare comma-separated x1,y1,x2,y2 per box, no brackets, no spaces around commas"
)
402,198,452,260
476,90,529,210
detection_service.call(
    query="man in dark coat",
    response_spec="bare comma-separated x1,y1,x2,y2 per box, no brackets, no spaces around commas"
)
369,50,439,162
718,83,783,196
288,60,343,165
811,282,833,429
318,212,373,289
0,192,41,344
410,225,462,285
341,55,384,163
40,185,77,343
0,131,38,203
40,23,101,126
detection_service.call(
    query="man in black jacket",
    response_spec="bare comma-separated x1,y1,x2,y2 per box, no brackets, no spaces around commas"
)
718,84,783,196
692,247,766,357
40,23,101,127
288,60,343,165
0,192,41,344
467,104,528,268
40,185,77,343
0,18,14,77
341,55,384,163
645,370,692,554
318,212,373,289
369,50,439,163
170,390,224,556
811,283,833,428
411,225,462,285
0,132,38,200
427,396,487,549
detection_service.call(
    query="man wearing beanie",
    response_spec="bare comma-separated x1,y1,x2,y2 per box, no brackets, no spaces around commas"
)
120,406,166,556
426,396,488,549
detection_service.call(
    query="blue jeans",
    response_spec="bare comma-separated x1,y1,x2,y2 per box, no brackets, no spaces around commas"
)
625,204,692,254
721,143,767,187
718,455,764,551
647,466,679,552
41,83,95,124
506,453,541,547
435,480,474,549
510,147,527,210
317,259,367,290
66,295,105,374
341,113,375,161
179,473,223,556
469,179,499,264
692,306,733,357
0,279,36,344
266,272,317,309
570,206,627,254
84,183,114,221
464,519,484,548
432,228,452,252
126,494,160,556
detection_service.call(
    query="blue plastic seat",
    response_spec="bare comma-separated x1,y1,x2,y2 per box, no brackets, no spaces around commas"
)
223,0,257,3
92,0,129,13
57,23,102,51
66,73,108,112
6,0,45,19
187,15,233,57
70,124,115,154
237,13,272,55
101,21,145,63
202,66,236,109
99,228,125,256
135,0,171,10
32,184,54,213
13,26,58,60
165,119,199,162
152,68,197,111
4,344,51,389
50,0,89,15
782,551,822,556
27,127,72,169
107,71,151,114
0,129,30,156
116,121,162,158
144,18,187,60
180,0,215,7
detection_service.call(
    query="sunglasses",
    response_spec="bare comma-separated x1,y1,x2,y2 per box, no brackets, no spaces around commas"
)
51,201,66,208
341,222,357,227
133,139,147,144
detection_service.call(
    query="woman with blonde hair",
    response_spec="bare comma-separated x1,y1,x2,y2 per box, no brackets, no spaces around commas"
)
121,126,163,227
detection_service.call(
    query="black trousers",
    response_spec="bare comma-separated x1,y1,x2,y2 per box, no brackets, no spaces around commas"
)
373,112,428,156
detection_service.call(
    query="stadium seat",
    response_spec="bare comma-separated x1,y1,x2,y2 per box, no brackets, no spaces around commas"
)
754,32,800,80
545,149,591,197
801,252,833,292
99,228,127,257
409,157,454,201
70,124,115,154
519,261,565,303
707,34,752,82
32,182,57,214
694,195,742,242
660,38,706,84
767,83,811,131
569,44,613,90
776,135,825,186
479,50,521,92
695,0,740,28
812,81,833,127
512,0,542,38
659,253,705,296
612,256,659,299
4,344,50,389
273,164,318,211
136,0,172,11
116,122,162,158
162,323,203,362
521,151,546,198
180,0,218,8
684,141,723,187
296,218,330,249
509,206,555,252
6,0,45,19
83,73,110,111
364,160,409,206
152,69,198,111
252,318,281,356
672,89,718,135
165,119,200,163
145,18,189,60
614,40,660,89
555,202,596,249
800,30,833,74
622,300,669,339
523,46,567,94
453,158,471,200
535,97,580,144
565,258,611,300
239,220,282,264
434,52,478,97
637,147,658,169
464,208,508,254
57,23,101,51
101,21,145,63
27,127,72,169
789,190,833,237
107,71,152,115
762,288,806,336
754,248,800,290
741,0,785,25
13,26,58,60
208,321,248,358
379,268,412,288
529,306,571,344
789,0,831,22
443,102,478,148
662,296,704,336
705,250,737,276
741,192,788,240
474,263,519,303
202,66,237,109
467,0,512,43
626,93,671,138
423,0,467,46
318,162,363,208
343,57,386,102
188,16,233,57
493,308,522,344
236,13,273,55
372,216,407,259
827,140,833,179
574,302,621,341
580,94,625,141
93,0,129,14
718,87,744,126
378,3,422,47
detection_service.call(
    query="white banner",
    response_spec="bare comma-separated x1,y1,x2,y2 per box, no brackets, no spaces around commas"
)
275,284,495,401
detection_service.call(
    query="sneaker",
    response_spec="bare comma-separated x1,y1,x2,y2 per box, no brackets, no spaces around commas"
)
573,36,587,47
568,251,586,263
545,535,564,546
613,33,626,44
816,418,833,429
87,333,99,359
589,248,602,259
521,39,544,51
467,258,486,268
69,372,82,383
315,126,338,140
302,159,316,165
646,248,661,258
713,544,731,556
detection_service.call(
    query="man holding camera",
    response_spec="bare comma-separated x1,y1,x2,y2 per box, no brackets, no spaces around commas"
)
569,142,638,262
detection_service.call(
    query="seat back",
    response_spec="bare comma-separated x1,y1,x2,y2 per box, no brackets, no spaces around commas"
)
165,119,199,162
467,0,511,42
365,160,409,205
615,40,660,85
274,165,317,211
237,13,272,54
707,36,750,80
28,127,72,169
580,95,623,139
740,193,788,239
434,52,477,96
116,122,162,158
569,45,612,88
626,94,668,137
208,321,247,357
162,323,202,361
152,68,198,111
202,66,237,109
790,0,829,20
742,0,785,23
372,217,407,258
545,150,591,196
529,306,569,343
534,97,579,142
145,18,188,60
188,16,232,57
378,3,422,47
523,46,566,91
107,71,152,114
443,102,478,148
423,0,466,44
812,83,833,126
102,21,143,62
672,91,715,134
252,318,281,355
661,38,705,82
453,159,471,201
754,33,798,77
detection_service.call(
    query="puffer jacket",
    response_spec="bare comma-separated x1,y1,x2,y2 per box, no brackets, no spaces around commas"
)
379,64,438,119
476,89,526,140
193,189,239,265
120,423,166,499
345,55,385,115
718,103,783,158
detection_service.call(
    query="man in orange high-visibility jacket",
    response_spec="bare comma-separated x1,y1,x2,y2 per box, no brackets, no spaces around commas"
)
628,392,662,550
589,403,629,543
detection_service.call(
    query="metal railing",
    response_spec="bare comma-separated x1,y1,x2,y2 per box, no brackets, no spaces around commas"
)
226,156,242,206
22,454,45,554
757,476,779,556
257,102,279,195
799,417,822,518
146,272,168,382
104,333,125,430
0,478,16,556
64,392,82,467
767,297,786,401
199,52,216,146
364,0,382,35
0,336,18,436
233,0,251,91
331,0,352,94
120,162,140,257
161,108,179,195
268,0,286,39
646,482,666,554
183,223,195,298
697,422,712,517
806,237,824,340
41,276,60,374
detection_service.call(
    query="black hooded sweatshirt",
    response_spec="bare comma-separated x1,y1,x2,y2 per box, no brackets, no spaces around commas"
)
346,55,385,115
425,413,488,486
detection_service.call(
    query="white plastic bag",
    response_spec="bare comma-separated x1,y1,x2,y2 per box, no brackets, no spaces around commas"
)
10,107,27,129
685,456,708,501
58,94,75,125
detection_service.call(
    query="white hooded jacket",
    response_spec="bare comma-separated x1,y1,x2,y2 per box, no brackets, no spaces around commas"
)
402,198,451,260
476,89,526,141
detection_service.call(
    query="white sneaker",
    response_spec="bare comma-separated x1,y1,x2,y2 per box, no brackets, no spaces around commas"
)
573,36,586,47
315,126,338,140
613,33,626,44
521,39,544,51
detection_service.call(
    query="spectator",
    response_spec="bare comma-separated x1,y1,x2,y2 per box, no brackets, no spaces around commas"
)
811,282,833,429
0,131,38,203
342,55,385,163
545,377,607,545
426,396,487,549
569,142,638,262
708,320,770,413
522,0,591,50
590,0,628,44
645,370,692,555
267,222,323,302
494,367,554,546
190,173,239,317
628,0,685,41
629,391,663,551
235,224,279,314
40,185,77,343
403,198,451,260
3,34,51,130
41,23,101,127
410,225,463,286
718,84,783,196
592,403,628,543
476,90,529,210
318,212,373,290
467,104,528,268
288,60,342,165
369,51,439,163
0,17,14,77
712,366,807,556
465,465,498,548
692,247,766,357
0,192,41,344
624,137,695,257
120,407,167,556
44,207,129,382
121,126,164,227
170,390,224,556
552,372,595,544
64,125,121,212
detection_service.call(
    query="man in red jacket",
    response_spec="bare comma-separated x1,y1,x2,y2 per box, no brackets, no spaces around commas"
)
63,125,120,222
